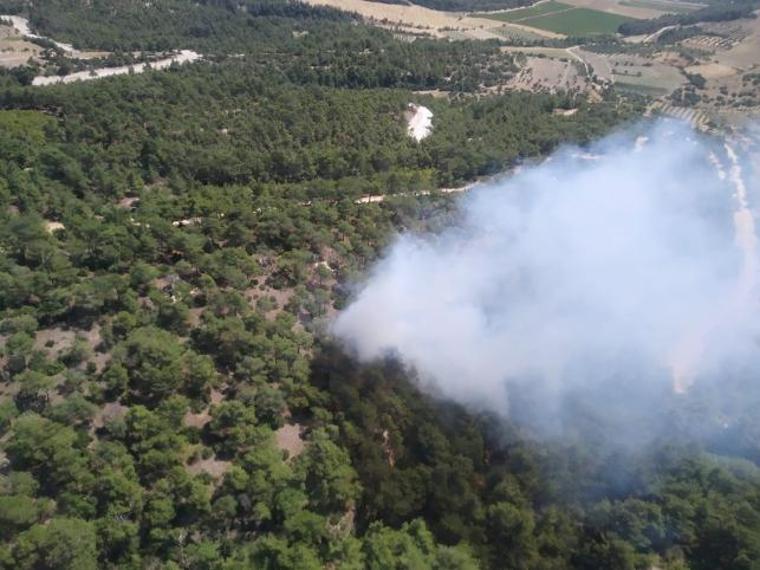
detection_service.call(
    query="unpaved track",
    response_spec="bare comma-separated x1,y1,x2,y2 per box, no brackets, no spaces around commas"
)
32,50,201,85
1,15,201,83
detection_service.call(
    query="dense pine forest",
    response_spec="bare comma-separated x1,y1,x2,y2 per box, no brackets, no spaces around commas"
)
1,1,760,569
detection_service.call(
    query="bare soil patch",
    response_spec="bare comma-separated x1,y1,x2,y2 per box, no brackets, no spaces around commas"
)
508,55,590,93
92,401,128,429
117,196,140,209
188,307,205,328
710,17,760,70
608,53,686,93
687,62,738,80
275,423,306,460
34,327,77,358
184,408,213,429
246,284,295,320
184,388,224,428
0,21,41,68
187,456,232,478
0,38,40,68
561,0,663,18
44,221,65,233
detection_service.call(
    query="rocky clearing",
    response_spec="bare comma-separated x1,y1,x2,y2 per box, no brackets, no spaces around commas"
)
406,103,433,141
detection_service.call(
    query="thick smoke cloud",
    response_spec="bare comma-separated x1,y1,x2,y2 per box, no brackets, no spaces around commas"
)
333,122,760,444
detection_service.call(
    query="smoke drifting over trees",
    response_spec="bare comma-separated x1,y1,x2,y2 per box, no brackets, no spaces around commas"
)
334,122,760,446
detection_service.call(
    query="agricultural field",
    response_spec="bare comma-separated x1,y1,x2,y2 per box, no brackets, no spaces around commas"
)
480,1,634,35
684,17,760,113
619,0,702,14
499,44,684,97
523,7,632,34
560,0,694,18
507,54,592,93
582,50,685,94
481,0,572,21
302,0,562,39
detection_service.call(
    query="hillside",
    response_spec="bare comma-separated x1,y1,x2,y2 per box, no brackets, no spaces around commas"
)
0,2,759,570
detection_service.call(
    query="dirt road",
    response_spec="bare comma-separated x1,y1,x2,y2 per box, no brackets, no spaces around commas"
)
32,50,201,86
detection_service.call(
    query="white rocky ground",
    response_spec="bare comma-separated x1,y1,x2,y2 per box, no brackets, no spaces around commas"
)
406,103,433,142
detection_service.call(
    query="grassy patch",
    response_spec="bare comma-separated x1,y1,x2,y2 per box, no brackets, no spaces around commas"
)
614,81,670,96
0,110,54,145
487,25,547,41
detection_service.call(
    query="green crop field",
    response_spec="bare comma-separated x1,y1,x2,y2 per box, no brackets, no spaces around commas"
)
620,0,701,13
523,7,632,34
481,0,571,22
614,81,671,96
480,1,633,35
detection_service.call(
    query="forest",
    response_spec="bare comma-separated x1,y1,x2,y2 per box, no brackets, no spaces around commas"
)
1,1,759,569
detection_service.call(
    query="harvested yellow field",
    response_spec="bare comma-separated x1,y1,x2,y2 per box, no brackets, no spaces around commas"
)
687,62,738,80
300,0,563,39
711,17,760,70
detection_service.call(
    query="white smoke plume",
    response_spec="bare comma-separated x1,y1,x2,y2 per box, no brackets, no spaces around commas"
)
333,121,760,441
